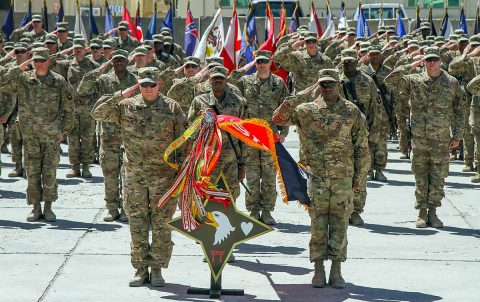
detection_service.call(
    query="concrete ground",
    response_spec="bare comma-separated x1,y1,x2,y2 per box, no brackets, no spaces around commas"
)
0,130,479,302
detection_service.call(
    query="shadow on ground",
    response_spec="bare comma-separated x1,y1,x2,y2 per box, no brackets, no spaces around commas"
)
234,243,305,256
359,223,439,236
274,222,310,234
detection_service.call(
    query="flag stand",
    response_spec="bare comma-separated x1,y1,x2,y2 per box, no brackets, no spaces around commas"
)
187,272,244,298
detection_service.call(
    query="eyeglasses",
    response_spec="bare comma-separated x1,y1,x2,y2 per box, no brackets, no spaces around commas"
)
305,40,317,44
185,64,198,69
33,58,47,63
15,49,27,54
118,28,127,31
256,59,270,65
319,81,337,88
425,57,440,63
140,82,157,88
90,46,101,50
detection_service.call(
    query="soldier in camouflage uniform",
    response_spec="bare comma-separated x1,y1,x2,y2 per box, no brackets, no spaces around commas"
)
385,47,464,228
160,27,185,63
91,67,187,287
273,69,369,289
78,50,137,222
56,22,73,52
193,58,243,97
114,21,139,53
466,73,480,183
89,39,108,65
189,66,248,201
0,47,74,222
11,15,47,43
152,35,180,69
233,50,289,225
166,56,202,112
66,39,100,178
127,47,148,75
102,39,116,61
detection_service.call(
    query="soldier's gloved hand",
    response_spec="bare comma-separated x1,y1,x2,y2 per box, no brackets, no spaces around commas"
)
238,164,246,182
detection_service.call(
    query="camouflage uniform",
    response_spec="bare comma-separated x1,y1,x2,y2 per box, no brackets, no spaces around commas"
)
466,75,480,182
10,15,47,43
91,67,187,273
166,57,201,112
116,22,139,53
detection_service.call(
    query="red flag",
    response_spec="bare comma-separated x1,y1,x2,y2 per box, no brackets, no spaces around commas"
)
220,3,242,71
259,1,275,52
134,0,143,41
276,2,287,41
308,1,323,38
122,0,139,41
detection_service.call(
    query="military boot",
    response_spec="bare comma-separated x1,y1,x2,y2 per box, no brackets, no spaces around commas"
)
103,209,120,222
427,207,443,228
250,209,260,220
82,164,92,178
119,208,129,222
350,212,364,226
8,162,24,178
471,173,480,183
400,152,409,159
26,202,42,222
449,152,457,161
366,171,374,181
43,202,56,222
129,267,149,287
1,144,9,154
462,164,475,172
261,210,276,225
150,268,165,287
375,170,388,182
311,260,326,288
328,261,345,289
66,164,80,178
415,208,428,228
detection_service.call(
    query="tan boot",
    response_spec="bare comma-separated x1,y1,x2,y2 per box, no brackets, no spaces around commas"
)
43,202,56,222
119,208,129,222
428,207,443,228
81,164,92,178
415,208,428,228
8,162,24,178
150,268,165,287
250,209,260,220
129,267,149,287
311,260,326,288
462,164,474,172
328,261,345,289
261,210,276,225
400,152,409,159
66,164,80,178
471,173,480,183
350,212,364,226
103,209,120,222
26,203,42,222
375,170,388,182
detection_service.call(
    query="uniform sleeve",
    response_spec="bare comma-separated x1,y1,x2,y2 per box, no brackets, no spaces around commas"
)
275,79,290,136
90,91,123,124
351,110,370,183
452,81,465,141
10,27,27,42
384,64,411,93
272,95,305,126
448,56,472,82
187,97,201,123
228,69,246,89
0,67,23,94
272,45,298,72
467,74,480,96
60,81,75,134
77,72,100,98
367,81,384,144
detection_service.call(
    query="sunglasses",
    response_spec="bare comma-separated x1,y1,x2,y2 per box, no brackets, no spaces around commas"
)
185,64,198,69
32,21,42,23
15,49,27,54
90,46,101,50
305,40,317,44
45,42,56,45
256,59,270,65
33,58,47,63
118,28,127,31
425,57,440,63
319,81,337,88
103,47,112,50
140,82,157,88
57,30,67,33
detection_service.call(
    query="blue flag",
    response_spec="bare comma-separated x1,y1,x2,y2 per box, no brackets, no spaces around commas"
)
20,0,32,28
429,5,437,36
239,3,257,74
89,0,99,39
396,9,406,38
288,1,300,33
42,0,49,32
356,4,370,38
184,3,199,56
162,3,173,32
57,0,65,23
104,0,116,36
458,7,467,34
1,3,14,40
145,1,157,40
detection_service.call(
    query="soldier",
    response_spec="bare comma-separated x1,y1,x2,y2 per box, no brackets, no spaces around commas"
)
0,47,74,221
102,39,116,60
91,67,187,287
114,21,139,53
466,74,480,183
127,47,148,74
56,22,73,51
11,15,47,43
89,39,107,65
189,66,248,201
385,47,464,228
272,69,369,289
153,35,180,69
78,49,137,222
193,58,243,97
65,39,99,178
160,27,185,63
166,56,202,112
324,28,356,61
234,50,289,225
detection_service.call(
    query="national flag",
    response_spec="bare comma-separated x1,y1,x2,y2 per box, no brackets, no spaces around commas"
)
74,0,87,39
145,0,157,40
20,0,32,28
458,6,467,34
184,0,199,56
276,2,287,41
308,1,323,38
220,2,242,72
288,1,300,33
194,7,224,62
122,0,138,40
57,0,65,23
259,1,275,51
1,1,14,40
239,2,257,74
89,0,100,39
134,1,143,41
475,5,480,35
338,1,348,29
378,4,384,28
42,0,49,32
105,0,116,36
321,0,335,39
356,2,371,38
429,5,437,36
162,1,173,32
439,8,453,37
414,4,421,30
396,9,406,38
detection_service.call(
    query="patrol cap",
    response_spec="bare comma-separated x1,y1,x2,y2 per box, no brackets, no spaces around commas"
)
163,36,173,45
303,32,317,42
161,27,172,35
449,34,459,42
209,66,228,79
407,40,420,48
255,50,272,61
424,47,440,59
459,36,469,43
73,38,86,48
5,41,14,51
389,35,399,41
44,34,58,44
31,41,45,50
118,21,129,30
347,28,356,36
386,28,395,34
338,29,347,35
454,29,464,35
32,14,42,22
138,67,161,84
403,34,413,40
132,46,148,56
317,68,340,83
20,37,32,44
13,42,28,50
56,22,69,31
90,38,103,48
419,40,432,48
32,47,50,60
378,26,386,33
470,35,480,46
368,46,381,54
434,36,445,43
426,35,435,41
153,34,164,43
341,48,358,61
298,25,309,32
420,22,430,30
74,34,84,39
103,38,117,48
112,49,129,60
184,56,200,66
359,41,371,48
354,37,365,42
206,56,224,65
142,40,154,50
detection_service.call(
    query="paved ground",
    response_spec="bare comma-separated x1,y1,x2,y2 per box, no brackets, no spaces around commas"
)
1,130,479,302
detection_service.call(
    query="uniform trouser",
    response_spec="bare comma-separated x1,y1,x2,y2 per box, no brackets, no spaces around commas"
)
123,170,177,269
99,142,122,210
473,127,480,168
0,127,2,175
308,177,353,262
23,137,60,205
411,147,449,209
67,110,96,165
463,111,474,166
8,122,23,164
245,150,277,212
353,173,367,214
211,160,240,202
369,131,389,171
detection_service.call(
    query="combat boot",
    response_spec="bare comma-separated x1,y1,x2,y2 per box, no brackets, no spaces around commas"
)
1,144,9,154
328,261,345,289
311,260,326,288
103,209,120,222
375,170,388,182
8,162,24,178
449,152,457,161
82,164,92,178
462,164,474,172
150,268,165,287
261,210,276,225
26,202,42,222
415,208,428,228
400,152,409,159
350,212,364,226
250,209,260,220
43,202,56,222
66,164,80,178
471,173,480,183
129,267,149,287
366,171,374,181
427,207,443,228
119,208,129,222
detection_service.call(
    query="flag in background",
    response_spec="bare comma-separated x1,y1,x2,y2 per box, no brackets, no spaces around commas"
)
89,0,99,39
42,0,49,32
356,2,371,38
429,4,437,36
277,2,287,41
322,0,335,39
134,1,143,41
1,1,14,40
162,1,173,32
338,1,348,29
440,8,453,37
378,4,384,28
20,0,32,28
145,0,157,40
184,0,199,56
259,1,275,51
104,0,116,36
239,2,257,74
396,8,406,38
220,2,242,72
74,0,87,39
414,4,421,30
288,1,300,33
308,1,323,38
458,6,467,34
475,4,480,35
57,0,65,23
194,7,224,62
122,0,138,40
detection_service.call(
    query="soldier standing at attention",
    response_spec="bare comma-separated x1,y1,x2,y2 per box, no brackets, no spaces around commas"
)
234,50,289,224
385,47,464,228
0,48,74,222
91,67,187,287
273,69,369,289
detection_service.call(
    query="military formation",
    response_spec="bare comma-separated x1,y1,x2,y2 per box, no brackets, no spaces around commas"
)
0,16,478,290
